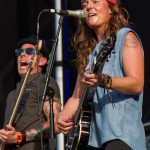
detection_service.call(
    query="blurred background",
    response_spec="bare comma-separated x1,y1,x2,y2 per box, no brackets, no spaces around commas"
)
0,0,150,147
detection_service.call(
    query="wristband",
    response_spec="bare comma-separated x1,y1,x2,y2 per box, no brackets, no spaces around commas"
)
99,74,112,89
21,131,26,143
16,132,22,144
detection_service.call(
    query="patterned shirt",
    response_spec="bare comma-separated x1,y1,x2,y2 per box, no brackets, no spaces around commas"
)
4,73,61,150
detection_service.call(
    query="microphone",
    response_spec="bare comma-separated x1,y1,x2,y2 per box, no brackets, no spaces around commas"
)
49,9,88,18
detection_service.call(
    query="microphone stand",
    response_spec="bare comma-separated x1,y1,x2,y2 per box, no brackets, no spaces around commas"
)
46,87,55,150
37,15,64,150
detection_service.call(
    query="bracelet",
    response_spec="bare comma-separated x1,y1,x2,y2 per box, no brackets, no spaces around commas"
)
21,131,26,143
16,132,22,144
99,74,112,89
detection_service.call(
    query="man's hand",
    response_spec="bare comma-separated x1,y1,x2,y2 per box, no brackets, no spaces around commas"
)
0,125,18,144
43,100,62,134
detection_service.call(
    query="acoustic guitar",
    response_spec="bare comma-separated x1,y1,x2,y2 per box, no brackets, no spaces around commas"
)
66,33,116,150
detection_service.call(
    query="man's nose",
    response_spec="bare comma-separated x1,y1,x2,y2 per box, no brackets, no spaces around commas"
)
20,51,27,56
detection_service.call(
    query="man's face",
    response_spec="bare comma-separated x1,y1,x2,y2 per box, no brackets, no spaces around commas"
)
17,43,37,76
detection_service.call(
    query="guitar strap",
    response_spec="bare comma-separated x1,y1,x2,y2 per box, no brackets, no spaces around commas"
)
13,80,35,125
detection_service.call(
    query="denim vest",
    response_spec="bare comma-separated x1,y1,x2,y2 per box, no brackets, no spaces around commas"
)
88,28,146,150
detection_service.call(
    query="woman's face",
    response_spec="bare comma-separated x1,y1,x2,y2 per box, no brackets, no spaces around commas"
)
81,0,112,30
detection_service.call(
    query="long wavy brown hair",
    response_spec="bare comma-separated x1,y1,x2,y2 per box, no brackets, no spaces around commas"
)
72,0,129,76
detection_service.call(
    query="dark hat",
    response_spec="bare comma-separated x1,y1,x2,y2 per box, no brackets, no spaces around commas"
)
16,35,49,59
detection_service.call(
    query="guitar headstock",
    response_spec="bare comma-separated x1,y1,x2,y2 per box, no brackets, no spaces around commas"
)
30,40,43,69
93,32,116,72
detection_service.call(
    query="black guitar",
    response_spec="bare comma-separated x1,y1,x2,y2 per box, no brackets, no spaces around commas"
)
66,33,116,150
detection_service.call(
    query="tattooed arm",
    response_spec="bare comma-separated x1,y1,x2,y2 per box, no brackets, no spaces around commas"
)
0,101,61,144
25,101,61,142
110,31,144,94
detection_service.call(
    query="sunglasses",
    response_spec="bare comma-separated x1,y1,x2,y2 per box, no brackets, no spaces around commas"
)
15,48,36,56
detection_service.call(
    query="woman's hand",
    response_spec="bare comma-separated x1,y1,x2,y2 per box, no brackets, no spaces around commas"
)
57,113,74,135
82,66,100,88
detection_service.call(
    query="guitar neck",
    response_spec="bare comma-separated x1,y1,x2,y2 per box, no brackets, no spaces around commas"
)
0,143,6,150
74,85,89,124
74,57,96,124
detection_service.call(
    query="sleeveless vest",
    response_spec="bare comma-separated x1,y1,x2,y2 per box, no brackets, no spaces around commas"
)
88,28,146,150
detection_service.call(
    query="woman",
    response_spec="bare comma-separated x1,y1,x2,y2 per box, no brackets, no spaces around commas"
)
57,0,146,149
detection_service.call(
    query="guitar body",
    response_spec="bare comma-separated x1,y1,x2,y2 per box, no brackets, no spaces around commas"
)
66,103,93,150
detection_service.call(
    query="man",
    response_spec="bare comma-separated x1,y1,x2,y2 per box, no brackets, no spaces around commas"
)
0,35,61,150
